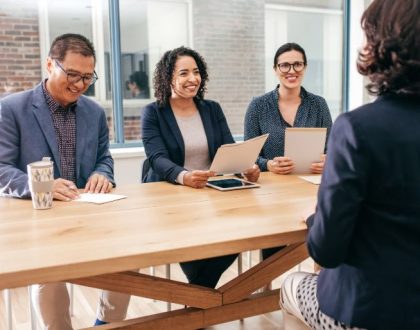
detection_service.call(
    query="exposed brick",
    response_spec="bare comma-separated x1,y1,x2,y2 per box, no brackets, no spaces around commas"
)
14,24,31,30
193,0,265,134
5,54,23,58
0,0,41,93
6,41,22,47
15,60,32,64
22,31,38,36
7,65,25,70
5,30,21,35
0,35,14,41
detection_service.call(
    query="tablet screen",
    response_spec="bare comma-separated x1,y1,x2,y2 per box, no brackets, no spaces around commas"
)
212,178,253,188
206,178,259,191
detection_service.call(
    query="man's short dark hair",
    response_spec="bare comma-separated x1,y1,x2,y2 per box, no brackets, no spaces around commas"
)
48,33,96,63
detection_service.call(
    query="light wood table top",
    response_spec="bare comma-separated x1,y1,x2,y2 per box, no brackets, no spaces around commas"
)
0,173,317,290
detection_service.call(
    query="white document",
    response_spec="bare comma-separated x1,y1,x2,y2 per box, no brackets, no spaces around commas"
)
210,134,269,174
299,175,322,185
284,128,327,174
74,193,127,204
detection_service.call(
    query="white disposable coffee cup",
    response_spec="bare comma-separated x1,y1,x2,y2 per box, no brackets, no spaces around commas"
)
27,157,54,210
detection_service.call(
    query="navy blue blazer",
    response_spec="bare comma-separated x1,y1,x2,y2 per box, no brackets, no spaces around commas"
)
306,94,420,329
0,83,114,198
141,99,234,183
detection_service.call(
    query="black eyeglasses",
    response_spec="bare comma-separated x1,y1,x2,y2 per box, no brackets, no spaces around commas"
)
276,61,306,73
54,60,98,86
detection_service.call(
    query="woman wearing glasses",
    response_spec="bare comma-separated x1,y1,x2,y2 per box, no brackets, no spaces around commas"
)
244,42,332,260
244,43,332,176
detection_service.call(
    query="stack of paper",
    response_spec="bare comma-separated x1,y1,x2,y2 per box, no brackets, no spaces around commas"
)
299,175,322,185
209,134,269,174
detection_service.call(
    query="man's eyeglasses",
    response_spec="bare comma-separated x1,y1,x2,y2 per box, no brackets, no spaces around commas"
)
277,61,306,73
54,60,98,86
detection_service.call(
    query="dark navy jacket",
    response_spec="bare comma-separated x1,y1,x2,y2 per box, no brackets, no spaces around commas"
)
307,94,420,330
141,99,234,183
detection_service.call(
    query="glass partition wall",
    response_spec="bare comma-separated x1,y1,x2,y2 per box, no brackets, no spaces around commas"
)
0,0,345,145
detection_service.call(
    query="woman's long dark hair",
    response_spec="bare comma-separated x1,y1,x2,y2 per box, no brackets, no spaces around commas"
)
357,0,420,96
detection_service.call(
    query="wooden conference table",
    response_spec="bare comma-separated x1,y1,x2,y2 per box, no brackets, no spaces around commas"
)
0,173,318,329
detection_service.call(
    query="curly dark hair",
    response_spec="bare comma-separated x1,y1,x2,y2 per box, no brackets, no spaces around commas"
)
357,0,420,96
153,46,209,106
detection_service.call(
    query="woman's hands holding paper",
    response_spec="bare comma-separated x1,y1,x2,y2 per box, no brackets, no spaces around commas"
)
184,170,216,189
310,154,326,174
242,164,260,182
267,156,294,175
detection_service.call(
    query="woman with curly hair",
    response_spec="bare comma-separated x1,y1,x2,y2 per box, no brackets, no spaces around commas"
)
141,45,258,284
280,0,420,329
94,46,259,325
143,46,259,187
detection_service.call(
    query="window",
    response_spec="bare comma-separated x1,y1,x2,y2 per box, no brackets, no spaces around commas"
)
45,0,95,96
39,0,191,143
114,0,191,142
265,3,344,120
1,0,348,147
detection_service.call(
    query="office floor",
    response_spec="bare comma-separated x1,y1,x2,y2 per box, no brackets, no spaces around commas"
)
0,252,314,330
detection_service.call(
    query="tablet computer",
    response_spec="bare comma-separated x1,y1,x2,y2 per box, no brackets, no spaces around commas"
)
206,178,260,191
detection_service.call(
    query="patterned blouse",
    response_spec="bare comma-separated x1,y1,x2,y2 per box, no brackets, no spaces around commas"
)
244,86,332,171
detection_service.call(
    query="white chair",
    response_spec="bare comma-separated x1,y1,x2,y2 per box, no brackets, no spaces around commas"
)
3,289,13,330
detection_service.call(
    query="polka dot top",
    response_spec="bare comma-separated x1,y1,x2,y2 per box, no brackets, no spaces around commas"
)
244,86,332,171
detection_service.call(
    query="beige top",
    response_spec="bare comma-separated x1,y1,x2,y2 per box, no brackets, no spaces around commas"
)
175,112,211,184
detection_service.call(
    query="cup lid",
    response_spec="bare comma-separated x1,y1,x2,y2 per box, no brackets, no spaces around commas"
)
28,157,53,168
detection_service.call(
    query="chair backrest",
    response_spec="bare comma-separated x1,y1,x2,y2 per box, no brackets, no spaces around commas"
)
141,158,150,183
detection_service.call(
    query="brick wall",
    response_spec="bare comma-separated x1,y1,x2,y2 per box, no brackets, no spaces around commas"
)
0,0,41,96
105,107,141,142
193,0,265,135
123,116,141,141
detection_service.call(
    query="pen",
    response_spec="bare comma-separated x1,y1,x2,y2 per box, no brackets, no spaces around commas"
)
67,184,79,194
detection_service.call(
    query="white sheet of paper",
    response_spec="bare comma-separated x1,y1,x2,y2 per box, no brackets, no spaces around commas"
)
299,175,322,185
74,193,127,204
284,128,327,174
209,134,269,174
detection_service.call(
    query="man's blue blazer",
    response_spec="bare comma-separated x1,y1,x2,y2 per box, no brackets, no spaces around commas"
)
0,83,114,198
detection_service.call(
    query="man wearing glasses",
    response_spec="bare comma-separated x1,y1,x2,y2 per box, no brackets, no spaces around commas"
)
0,33,114,329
